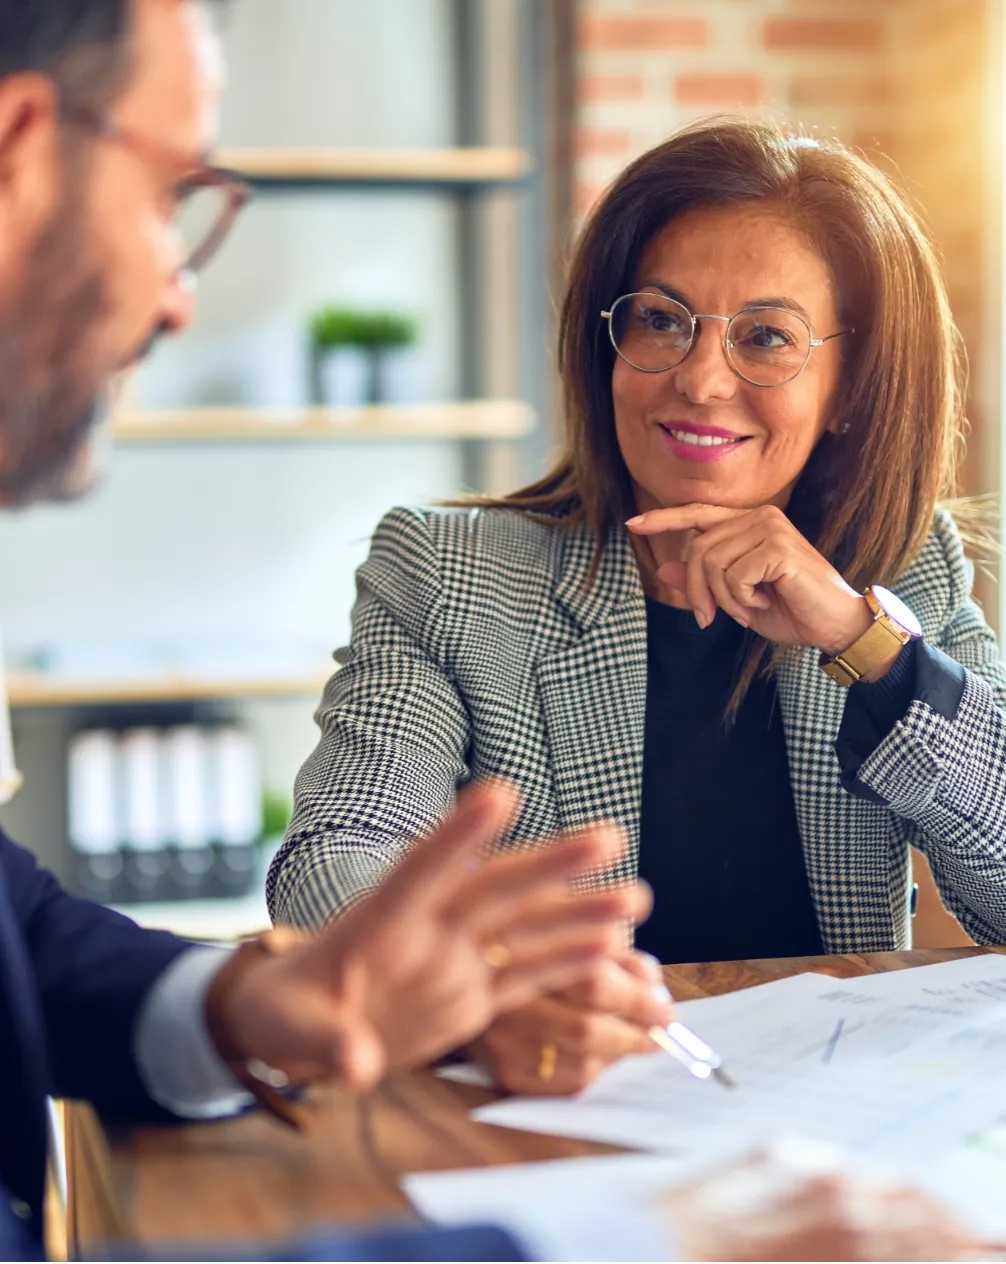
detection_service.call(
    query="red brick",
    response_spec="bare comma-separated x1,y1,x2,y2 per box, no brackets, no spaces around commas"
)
788,76,894,108
579,15,708,51
674,73,762,106
579,75,646,104
763,18,883,52
575,127,633,159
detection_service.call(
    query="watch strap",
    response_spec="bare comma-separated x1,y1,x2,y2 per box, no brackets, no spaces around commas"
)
821,589,915,687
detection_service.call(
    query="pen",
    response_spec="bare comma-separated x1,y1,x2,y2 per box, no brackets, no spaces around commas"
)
648,1020,736,1089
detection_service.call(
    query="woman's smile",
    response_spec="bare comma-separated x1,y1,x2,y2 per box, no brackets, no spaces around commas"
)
657,420,753,463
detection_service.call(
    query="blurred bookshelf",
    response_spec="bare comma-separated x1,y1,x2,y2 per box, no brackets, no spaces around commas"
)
112,401,535,445
109,889,271,941
215,145,533,188
8,670,332,709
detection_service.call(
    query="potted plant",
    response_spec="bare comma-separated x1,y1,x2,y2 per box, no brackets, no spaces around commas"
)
308,306,370,406
355,311,420,404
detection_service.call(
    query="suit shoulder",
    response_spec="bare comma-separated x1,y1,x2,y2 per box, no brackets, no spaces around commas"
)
373,504,570,592
895,508,973,637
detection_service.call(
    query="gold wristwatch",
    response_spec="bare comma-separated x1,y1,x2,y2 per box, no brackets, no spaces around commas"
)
820,585,922,686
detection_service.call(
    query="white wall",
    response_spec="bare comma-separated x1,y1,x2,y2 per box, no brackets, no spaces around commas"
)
0,0,469,831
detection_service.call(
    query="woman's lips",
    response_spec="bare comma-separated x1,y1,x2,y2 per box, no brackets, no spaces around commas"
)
658,423,752,464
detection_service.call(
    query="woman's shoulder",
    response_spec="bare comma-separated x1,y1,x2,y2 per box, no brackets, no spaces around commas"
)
893,507,975,636
368,502,589,595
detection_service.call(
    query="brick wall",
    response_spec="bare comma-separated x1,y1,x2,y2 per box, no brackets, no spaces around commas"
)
570,0,1000,546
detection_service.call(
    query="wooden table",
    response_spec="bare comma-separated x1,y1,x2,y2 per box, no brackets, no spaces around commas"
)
65,946,1004,1256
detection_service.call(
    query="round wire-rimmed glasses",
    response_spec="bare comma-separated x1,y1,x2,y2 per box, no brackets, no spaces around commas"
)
61,105,251,275
601,291,853,388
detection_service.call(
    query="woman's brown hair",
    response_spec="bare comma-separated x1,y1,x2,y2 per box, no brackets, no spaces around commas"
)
456,117,967,708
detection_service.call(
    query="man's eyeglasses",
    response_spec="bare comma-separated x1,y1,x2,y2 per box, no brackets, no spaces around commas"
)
61,105,251,274
601,291,853,388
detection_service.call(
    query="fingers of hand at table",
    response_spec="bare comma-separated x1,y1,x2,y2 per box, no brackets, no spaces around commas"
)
475,972,663,1096
560,953,674,1026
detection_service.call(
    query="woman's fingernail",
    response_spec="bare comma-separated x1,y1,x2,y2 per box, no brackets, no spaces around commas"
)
625,515,644,527
652,985,674,1005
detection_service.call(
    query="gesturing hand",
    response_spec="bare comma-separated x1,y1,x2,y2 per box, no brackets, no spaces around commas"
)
219,781,649,1092
627,503,872,657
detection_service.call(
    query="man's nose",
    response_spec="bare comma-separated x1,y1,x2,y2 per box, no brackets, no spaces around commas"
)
159,267,198,336
670,318,737,404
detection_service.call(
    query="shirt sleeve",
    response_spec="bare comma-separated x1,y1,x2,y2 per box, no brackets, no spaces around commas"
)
834,639,967,803
134,946,252,1119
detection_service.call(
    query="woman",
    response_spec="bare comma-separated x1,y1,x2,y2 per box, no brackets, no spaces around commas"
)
268,118,1006,1094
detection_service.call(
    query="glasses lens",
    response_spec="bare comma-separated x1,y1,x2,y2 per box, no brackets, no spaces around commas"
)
610,293,693,371
726,308,811,386
175,183,233,271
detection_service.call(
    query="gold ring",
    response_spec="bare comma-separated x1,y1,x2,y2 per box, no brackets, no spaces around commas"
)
482,940,512,969
537,1041,558,1083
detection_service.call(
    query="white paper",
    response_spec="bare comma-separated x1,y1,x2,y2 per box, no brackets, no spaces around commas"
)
472,955,1006,1235
405,1153,686,1262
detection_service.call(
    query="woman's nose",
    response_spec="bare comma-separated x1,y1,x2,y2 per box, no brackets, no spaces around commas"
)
670,319,737,404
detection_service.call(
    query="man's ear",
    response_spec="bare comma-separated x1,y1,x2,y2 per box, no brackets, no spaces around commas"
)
0,73,63,259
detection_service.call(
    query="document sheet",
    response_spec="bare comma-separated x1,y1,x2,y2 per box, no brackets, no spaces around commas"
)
463,954,1006,1237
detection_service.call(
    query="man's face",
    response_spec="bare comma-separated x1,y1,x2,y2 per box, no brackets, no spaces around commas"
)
0,0,223,504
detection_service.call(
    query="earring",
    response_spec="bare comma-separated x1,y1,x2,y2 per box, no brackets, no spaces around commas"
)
840,421,851,435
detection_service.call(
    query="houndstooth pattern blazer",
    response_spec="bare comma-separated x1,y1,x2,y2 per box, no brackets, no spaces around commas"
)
267,504,1006,952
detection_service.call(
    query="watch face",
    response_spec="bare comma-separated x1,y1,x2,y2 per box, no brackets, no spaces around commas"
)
871,585,923,637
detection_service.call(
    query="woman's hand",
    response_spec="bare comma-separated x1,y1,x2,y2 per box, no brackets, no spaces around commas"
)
658,1147,992,1261
469,951,675,1096
627,503,873,658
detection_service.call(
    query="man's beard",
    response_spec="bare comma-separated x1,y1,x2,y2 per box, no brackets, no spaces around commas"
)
0,178,118,507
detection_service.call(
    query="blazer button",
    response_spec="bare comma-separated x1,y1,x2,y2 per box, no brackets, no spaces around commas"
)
10,1197,31,1220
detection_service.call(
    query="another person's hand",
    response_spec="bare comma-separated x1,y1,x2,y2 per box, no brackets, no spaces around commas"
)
216,781,650,1091
658,1148,993,1261
627,504,879,663
469,950,674,1095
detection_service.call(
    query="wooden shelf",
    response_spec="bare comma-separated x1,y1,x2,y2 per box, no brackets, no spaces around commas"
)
214,146,532,188
112,401,534,444
8,670,331,708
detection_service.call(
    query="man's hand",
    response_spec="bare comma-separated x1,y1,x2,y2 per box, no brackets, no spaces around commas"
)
470,951,674,1095
217,781,650,1091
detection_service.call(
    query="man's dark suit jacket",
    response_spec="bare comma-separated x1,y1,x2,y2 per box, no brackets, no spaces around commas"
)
0,829,527,1263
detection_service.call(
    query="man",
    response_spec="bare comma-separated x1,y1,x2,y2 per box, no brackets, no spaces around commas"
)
0,2,987,1260
0,5,659,1254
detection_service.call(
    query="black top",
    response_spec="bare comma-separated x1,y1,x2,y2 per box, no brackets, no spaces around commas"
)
634,598,826,964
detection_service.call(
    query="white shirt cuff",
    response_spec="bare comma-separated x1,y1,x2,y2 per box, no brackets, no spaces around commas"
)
135,946,252,1119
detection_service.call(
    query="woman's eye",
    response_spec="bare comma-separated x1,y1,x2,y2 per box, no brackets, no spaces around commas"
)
639,308,683,334
745,324,792,349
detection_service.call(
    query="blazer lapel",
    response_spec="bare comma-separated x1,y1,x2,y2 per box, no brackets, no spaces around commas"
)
0,863,50,1226
534,526,647,882
776,646,898,951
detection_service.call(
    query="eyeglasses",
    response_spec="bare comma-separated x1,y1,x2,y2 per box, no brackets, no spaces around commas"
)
601,292,853,388
61,105,251,274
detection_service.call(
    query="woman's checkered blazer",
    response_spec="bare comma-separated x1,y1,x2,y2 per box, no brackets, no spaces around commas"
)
267,503,1006,952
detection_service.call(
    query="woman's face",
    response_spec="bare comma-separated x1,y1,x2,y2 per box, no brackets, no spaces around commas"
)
612,203,845,515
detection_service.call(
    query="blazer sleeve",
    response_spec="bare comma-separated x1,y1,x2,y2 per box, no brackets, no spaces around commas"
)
267,507,473,929
2,830,190,1117
844,517,1006,943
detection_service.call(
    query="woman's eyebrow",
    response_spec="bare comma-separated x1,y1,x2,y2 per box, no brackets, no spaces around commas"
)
640,281,815,325
639,280,691,306
742,295,814,322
